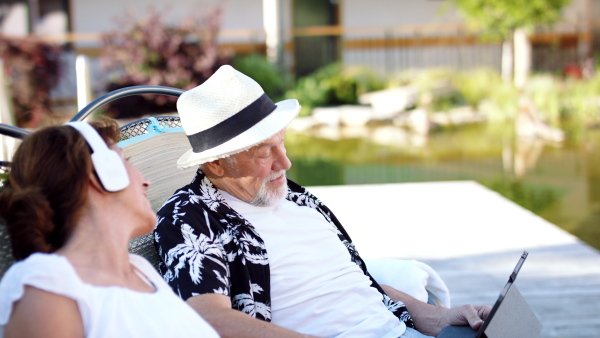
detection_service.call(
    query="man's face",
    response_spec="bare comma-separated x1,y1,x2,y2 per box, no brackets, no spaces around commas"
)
218,129,291,206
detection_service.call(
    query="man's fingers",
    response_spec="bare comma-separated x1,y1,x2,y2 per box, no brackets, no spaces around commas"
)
462,305,485,329
476,305,492,320
448,304,493,330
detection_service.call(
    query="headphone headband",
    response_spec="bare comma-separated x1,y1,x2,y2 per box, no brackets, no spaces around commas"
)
66,122,130,192
67,122,109,154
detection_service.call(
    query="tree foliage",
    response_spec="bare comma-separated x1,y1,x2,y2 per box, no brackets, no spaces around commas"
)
452,0,570,39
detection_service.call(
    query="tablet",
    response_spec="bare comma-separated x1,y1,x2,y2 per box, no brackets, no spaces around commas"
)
437,251,542,338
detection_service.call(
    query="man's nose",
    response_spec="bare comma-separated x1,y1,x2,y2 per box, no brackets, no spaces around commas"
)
273,146,292,171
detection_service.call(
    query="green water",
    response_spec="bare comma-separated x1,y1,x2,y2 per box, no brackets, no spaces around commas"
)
285,123,600,250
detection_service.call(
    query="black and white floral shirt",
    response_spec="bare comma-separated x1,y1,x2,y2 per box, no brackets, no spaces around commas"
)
154,169,414,327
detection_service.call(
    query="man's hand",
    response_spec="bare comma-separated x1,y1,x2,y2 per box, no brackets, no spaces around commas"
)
447,304,492,329
380,284,491,336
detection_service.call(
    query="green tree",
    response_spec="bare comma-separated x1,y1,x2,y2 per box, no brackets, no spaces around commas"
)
453,0,569,39
451,0,570,87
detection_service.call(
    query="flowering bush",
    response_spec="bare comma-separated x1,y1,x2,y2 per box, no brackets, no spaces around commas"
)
0,36,62,127
101,8,231,118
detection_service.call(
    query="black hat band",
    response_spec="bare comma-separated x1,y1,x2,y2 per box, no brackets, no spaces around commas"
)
187,93,277,153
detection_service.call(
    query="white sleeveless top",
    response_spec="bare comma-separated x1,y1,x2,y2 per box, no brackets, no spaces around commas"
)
0,253,219,338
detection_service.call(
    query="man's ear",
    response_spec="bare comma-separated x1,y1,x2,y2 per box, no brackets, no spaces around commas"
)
204,159,225,177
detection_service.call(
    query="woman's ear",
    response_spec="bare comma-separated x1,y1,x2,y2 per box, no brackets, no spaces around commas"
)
88,171,108,194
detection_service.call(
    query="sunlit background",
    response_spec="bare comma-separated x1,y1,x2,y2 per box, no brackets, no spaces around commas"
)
1,0,599,251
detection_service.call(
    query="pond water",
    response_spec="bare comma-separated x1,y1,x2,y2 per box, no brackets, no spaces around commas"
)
284,122,600,251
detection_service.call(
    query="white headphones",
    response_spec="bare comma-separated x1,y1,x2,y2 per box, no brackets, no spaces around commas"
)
66,122,130,192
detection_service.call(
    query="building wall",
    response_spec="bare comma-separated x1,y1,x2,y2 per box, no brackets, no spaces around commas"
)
66,0,597,49
336,0,591,76
2,0,594,42
6,0,593,100
341,0,462,30
561,0,588,24
341,0,590,32
338,1,486,75
72,0,264,46
0,2,28,36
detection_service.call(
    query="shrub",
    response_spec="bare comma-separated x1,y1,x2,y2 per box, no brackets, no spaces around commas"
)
285,63,383,116
388,68,461,112
332,65,384,103
232,53,289,102
0,36,62,128
451,68,503,107
388,68,454,90
388,68,520,119
521,73,600,141
481,80,519,121
101,8,231,118
0,163,7,192
526,74,562,127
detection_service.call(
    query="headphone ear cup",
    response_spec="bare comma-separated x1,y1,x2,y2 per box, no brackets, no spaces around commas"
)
90,150,130,192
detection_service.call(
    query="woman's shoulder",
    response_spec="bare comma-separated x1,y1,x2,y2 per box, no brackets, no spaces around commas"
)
1,253,80,291
1,253,73,282
0,253,82,325
10,252,62,264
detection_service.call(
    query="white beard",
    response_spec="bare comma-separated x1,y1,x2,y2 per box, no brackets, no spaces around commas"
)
250,170,288,207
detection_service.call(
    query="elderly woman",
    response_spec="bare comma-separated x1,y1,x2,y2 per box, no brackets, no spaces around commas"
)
0,120,219,337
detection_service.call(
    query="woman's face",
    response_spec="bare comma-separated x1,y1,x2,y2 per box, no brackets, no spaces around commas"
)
111,145,155,238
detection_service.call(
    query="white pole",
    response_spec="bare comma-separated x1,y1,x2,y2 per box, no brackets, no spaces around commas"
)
0,59,14,126
501,40,513,83
0,58,17,163
513,28,531,90
263,0,284,68
75,54,92,117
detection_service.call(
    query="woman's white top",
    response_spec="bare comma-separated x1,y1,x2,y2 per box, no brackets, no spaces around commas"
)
0,253,219,338
221,190,406,338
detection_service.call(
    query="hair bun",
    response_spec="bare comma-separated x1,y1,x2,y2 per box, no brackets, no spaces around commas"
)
0,186,55,259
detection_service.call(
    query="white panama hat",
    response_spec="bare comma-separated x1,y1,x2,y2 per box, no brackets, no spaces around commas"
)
176,65,300,168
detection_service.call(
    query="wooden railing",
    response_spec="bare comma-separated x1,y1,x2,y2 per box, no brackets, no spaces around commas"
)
24,22,591,87
31,22,590,48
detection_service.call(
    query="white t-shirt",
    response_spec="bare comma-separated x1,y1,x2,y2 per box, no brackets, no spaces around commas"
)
221,190,406,338
0,253,219,338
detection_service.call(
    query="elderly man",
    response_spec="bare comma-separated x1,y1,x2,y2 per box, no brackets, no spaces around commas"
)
155,65,490,338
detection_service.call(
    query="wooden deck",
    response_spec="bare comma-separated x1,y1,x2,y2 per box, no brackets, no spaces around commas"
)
308,181,600,338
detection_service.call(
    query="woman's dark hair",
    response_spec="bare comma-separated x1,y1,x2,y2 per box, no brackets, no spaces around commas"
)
0,119,120,260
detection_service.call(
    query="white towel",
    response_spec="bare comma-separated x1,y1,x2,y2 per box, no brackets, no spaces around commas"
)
364,258,451,308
